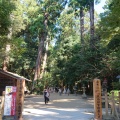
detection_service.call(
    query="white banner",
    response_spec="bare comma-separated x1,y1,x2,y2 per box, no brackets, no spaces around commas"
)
4,86,16,116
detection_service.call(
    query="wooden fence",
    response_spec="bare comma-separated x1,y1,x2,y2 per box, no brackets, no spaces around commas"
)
102,91,120,120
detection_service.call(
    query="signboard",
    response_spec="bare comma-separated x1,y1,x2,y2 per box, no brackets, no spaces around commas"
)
93,79,102,120
4,86,17,116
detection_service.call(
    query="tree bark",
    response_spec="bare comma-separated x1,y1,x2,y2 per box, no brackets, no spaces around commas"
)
80,7,84,48
40,39,49,79
89,0,95,49
33,35,45,81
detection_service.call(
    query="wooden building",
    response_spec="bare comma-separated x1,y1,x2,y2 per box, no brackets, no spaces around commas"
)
0,70,31,120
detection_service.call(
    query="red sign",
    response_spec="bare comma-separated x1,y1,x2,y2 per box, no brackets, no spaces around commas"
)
11,87,16,115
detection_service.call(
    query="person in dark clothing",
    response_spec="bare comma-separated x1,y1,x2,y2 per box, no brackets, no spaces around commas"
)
55,87,58,93
43,89,49,104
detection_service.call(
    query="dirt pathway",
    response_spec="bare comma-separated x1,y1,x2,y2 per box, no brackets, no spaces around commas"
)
23,93,94,120
24,93,94,109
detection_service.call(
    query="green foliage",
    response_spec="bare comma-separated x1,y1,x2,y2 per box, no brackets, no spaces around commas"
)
0,1,14,64
7,36,38,81
35,80,44,94
0,1,15,35
47,7,106,88
69,0,88,9
99,0,120,39
8,37,28,71
111,82,120,90
49,9,80,85
107,35,120,51
108,90,120,101
0,0,27,68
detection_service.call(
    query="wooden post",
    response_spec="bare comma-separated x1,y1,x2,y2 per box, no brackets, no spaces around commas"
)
1,91,5,116
1,91,5,108
105,92,108,116
16,79,25,120
93,79,102,120
118,91,120,112
111,91,115,115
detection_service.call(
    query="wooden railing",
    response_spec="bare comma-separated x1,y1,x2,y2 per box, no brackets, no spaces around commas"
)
102,91,120,120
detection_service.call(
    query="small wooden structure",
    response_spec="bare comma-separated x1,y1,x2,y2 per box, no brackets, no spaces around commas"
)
0,70,31,120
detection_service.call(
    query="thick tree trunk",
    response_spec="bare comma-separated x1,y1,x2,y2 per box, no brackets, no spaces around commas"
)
89,0,95,49
80,7,84,47
3,27,12,71
40,39,49,79
32,13,48,89
33,35,45,81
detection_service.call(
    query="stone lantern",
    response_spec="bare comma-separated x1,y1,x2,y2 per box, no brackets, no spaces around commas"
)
82,84,87,99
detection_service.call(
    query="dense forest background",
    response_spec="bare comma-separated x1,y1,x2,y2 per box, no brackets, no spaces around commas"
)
0,0,120,94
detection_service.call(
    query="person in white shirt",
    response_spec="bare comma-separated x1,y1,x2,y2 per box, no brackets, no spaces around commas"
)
58,88,62,96
43,89,49,104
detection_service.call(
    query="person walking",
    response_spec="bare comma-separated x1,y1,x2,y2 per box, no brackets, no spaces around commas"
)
63,86,66,94
58,88,62,96
43,89,49,104
67,87,70,96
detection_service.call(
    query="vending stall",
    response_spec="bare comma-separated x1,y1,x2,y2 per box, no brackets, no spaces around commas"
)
0,70,31,120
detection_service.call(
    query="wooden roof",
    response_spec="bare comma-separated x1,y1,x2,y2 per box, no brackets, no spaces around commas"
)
0,70,31,81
